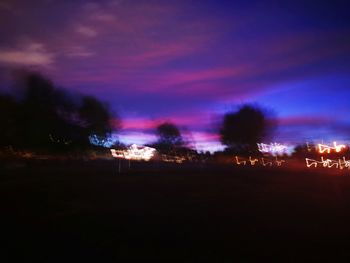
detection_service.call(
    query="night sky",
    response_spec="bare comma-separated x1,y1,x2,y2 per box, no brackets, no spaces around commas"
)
0,0,349,151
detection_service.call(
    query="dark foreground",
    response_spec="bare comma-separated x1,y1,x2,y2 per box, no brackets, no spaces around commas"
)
1,160,350,262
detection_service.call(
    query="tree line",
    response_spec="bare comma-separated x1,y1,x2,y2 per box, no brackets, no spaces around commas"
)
0,71,275,155
0,71,115,152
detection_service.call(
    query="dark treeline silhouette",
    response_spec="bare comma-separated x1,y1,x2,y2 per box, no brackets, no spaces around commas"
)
0,71,116,153
149,122,183,154
220,104,276,155
155,122,184,152
148,122,196,157
0,71,278,158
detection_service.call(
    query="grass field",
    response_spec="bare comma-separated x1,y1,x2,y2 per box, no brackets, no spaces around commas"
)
1,159,350,262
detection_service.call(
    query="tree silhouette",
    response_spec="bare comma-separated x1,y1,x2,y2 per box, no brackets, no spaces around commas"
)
1,70,117,152
78,96,112,136
220,104,276,154
0,95,19,147
154,122,184,153
18,72,61,148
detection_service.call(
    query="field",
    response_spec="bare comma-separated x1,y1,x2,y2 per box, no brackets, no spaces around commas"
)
2,159,350,262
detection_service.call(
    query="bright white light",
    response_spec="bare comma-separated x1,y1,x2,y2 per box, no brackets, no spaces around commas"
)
257,143,294,156
110,144,156,161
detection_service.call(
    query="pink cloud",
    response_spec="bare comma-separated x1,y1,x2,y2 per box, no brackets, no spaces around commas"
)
145,67,246,89
119,113,210,132
124,42,199,67
120,118,158,130
0,41,54,67
191,131,220,142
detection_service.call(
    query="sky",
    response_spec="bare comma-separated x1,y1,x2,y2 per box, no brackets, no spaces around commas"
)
0,0,349,152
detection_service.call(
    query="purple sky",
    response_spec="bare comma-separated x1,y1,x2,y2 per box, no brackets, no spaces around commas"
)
0,0,350,151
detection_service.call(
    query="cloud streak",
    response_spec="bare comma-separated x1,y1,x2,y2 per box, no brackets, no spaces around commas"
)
0,43,54,67
75,25,97,37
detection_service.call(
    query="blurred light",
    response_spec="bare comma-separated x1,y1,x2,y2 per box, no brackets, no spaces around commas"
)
110,144,156,161
339,157,350,169
249,156,259,165
257,143,294,156
305,156,350,169
318,141,346,154
160,154,187,163
261,157,273,166
110,149,125,158
235,156,285,167
89,134,115,147
235,156,247,165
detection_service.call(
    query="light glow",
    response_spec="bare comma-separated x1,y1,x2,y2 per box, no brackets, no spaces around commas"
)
305,156,350,169
89,134,115,148
318,141,346,154
257,143,294,156
234,156,285,167
110,144,156,161
160,154,187,163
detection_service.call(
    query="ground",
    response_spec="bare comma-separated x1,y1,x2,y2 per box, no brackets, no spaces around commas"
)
1,160,350,262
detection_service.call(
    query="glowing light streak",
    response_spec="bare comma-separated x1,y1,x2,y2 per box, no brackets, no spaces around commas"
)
257,143,293,156
110,144,156,161
234,156,285,167
261,158,273,167
235,156,247,165
305,156,350,169
110,149,125,158
275,157,285,166
249,156,259,165
305,158,318,168
318,141,346,154
339,157,350,170
161,154,187,163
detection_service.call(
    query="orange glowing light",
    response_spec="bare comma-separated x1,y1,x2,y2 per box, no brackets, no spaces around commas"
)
249,156,259,165
318,141,346,154
339,157,350,170
235,156,247,165
275,157,285,166
235,156,285,167
261,158,273,167
305,156,350,169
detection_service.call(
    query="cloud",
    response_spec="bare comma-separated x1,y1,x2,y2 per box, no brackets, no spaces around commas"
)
75,25,97,37
147,67,246,89
120,117,157,130
120,113,210,132
0,43,54,67
82,2,100,11
64,46,94,58
123,38,205,67
90,12,115,22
